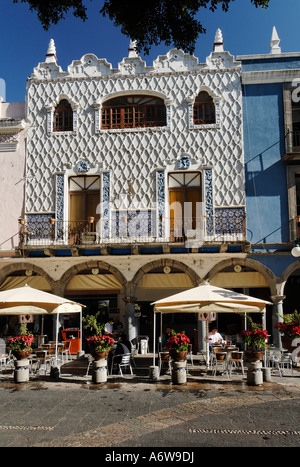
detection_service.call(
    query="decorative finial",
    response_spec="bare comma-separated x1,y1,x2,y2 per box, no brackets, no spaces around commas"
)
213,28,224,52
45,39,57,63
128,39,138,57
270,26,281,54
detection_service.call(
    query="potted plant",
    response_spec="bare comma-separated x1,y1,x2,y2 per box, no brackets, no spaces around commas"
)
274,310,300,352
239,315,268,362
82,311,105,337
166,332,190,362
86,334,115,360
7,324,34,360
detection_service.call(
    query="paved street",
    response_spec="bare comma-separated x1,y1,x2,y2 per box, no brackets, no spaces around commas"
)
0,356,299,452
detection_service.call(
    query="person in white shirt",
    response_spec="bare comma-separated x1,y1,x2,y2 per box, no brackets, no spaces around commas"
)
207,328,223,345
104,319,114,334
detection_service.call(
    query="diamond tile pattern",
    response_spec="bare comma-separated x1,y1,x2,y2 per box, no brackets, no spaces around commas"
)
25,50,244,214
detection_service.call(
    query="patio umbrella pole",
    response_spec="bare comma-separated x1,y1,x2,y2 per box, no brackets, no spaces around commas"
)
153,311,156,367
55,313,59,367
206,319,209,369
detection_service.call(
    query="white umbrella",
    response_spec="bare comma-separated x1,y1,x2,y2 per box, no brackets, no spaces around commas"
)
0,285,83,365
152,281,272,367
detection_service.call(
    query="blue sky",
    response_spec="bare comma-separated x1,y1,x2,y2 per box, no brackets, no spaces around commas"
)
1,0,300,102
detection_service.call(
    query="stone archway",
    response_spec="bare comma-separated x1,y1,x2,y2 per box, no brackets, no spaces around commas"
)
204,257,277,296
125,258,201,345
203,257,278,345
0,262,53,291
58,259,127,296
279,259,300,316
129,258,201,298
278,259,300,295
56,260,127,344
0,262,54,339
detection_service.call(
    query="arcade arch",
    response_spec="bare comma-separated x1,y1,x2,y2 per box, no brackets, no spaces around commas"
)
128,259,201,344
0,262,53,339
279,260,300,315
205,258,275,344
0,262,53,291
60,261,126,331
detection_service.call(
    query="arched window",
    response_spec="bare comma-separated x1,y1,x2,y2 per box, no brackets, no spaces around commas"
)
53,99,73,132
101,95,166,129
193,91,215,125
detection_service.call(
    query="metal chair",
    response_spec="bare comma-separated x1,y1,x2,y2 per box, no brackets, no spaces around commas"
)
111,353,133,376
187,344,194,366
119,354,133,376
212,352,229,378
85,354,94,377
209,345,222,367
278,353,294,377
270,351,294,377
0,339,9,371
228,351,245,377
159,351,171,374
35,350,52,375
266,349,287,376
62,341,71,362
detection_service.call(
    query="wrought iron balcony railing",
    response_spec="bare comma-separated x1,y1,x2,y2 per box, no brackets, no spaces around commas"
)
18,212,247,249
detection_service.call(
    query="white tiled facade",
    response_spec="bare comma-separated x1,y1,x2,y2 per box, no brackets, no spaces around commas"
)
25,43,244,240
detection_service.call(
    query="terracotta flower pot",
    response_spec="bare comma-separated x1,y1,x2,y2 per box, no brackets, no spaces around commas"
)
244,350,264,362
92,350,110,360
171,350,188,362
13,350,31,360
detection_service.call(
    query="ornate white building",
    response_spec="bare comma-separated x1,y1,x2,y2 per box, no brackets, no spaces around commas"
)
1,31,258,348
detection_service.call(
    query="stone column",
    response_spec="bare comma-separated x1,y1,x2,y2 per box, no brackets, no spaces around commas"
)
197,320,206,352
123,296,138,343
270,295,285,349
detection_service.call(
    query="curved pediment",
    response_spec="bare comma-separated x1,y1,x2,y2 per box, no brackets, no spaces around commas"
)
153,49,201,72
68,53,113,77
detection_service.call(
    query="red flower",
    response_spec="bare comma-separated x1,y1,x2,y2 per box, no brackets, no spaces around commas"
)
87,334,114,352
8,334,34,351
166,332,190,352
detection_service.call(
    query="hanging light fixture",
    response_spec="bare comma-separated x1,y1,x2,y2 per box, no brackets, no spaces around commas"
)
291,238,300,257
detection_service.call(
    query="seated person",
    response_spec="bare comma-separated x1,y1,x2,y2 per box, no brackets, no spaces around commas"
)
207,328,223,345
162,327,173,349
104,319,114,335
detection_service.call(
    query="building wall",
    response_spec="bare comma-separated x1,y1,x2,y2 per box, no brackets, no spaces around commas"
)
0,101,26,252
239,49,300,335
243,82,288,245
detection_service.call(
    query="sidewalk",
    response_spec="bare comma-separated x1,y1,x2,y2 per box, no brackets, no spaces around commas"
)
1,351,296,389
1,352,299,448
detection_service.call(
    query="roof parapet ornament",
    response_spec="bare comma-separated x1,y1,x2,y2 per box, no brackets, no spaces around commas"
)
128,39,138,58
270,26,281,54
213,28,224,52
45,39,57,63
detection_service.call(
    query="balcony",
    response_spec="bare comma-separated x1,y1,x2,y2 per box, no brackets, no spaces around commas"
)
284,130,300,160
16,211,249,255
0,118,26,134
